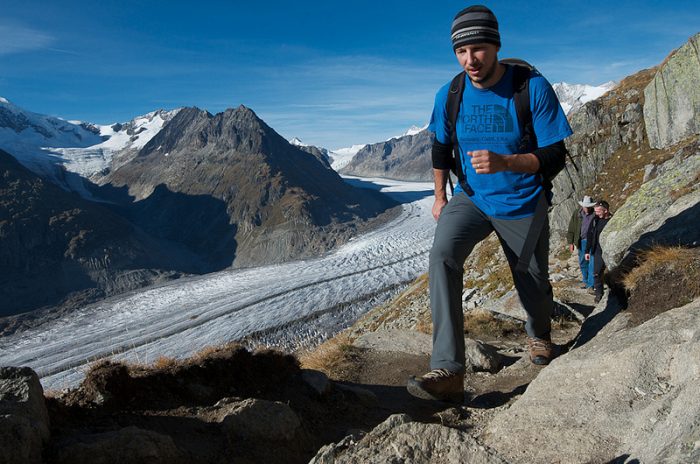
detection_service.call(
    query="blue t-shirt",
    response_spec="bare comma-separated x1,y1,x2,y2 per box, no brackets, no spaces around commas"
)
429,65,573,219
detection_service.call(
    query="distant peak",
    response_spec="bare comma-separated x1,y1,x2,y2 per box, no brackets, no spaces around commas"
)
402,124,428,137
0,97,9,104
290,137,306,146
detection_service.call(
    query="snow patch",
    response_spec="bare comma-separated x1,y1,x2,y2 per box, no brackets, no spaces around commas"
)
553,81,617,115
329,144,366,170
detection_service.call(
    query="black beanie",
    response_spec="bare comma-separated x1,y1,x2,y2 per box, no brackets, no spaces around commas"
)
451,5,501,50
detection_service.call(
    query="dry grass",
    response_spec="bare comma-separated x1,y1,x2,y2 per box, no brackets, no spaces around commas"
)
463,309,523,340
297,333,360,378
623,245,700,295
416,312,433,334
151,356,179,370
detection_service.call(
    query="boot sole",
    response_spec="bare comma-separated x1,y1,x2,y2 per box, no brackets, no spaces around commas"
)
406,378,464,404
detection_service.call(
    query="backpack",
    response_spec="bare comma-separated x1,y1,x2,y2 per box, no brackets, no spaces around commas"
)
444,58,574,198
443,59,575,272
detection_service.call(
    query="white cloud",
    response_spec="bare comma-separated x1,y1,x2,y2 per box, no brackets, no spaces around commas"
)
0,23,53,55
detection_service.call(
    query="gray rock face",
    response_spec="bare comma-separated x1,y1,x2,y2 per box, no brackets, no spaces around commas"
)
0,367,50,464
602,145,700,268
483,297,700,464
644,33,700,149
52,426,185,464
548,83,649,238
311,414,507,464
340,130,433,181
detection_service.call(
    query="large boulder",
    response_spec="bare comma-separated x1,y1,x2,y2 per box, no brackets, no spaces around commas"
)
601,145,700,268
213,397,302,442
0,367,50,464
644,33,700,149
311,414,507,464
483,297,700,463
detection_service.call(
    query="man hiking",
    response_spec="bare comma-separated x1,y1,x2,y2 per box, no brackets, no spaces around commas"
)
407,5,573,403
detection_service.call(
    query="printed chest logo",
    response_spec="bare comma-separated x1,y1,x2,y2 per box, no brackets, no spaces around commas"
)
459,104,514,134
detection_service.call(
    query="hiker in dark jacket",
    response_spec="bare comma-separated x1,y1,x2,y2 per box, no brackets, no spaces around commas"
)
585,200,613,303
406,4,573,404
567,195,596,289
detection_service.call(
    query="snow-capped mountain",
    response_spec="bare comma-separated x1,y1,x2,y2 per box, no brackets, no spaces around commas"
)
328,144,366,171
0,97,180,195
553,81,617,115
289,136,306,146
400,124,428,138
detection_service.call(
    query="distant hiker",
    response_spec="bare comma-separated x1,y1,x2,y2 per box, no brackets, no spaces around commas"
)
407,5,573,403
567,195,597,290
585,200,613,304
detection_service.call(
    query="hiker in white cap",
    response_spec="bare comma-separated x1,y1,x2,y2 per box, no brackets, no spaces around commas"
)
566,195,596,290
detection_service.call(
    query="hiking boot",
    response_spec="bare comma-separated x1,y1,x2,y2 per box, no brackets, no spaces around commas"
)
587,288,596,295
579,283,588,289
527,335,557,365
407,368,464,403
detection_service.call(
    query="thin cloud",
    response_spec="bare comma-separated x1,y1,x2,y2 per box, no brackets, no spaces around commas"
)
0,23,53,55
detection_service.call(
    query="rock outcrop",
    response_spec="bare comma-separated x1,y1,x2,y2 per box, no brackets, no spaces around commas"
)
311,414,507,464
340,130,433,181
0,367,50,464
483,297,700,463
548,68,653,237
602,142,700,268
643,32,700,149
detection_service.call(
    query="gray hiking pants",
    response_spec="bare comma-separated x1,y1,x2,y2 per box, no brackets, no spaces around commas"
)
429,192,553,373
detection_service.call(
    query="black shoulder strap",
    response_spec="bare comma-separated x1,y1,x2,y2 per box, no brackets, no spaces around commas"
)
502,59,537,154
446,71,466,194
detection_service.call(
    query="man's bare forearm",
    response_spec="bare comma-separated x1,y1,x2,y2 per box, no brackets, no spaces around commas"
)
503,153,540,173
433,168,449,200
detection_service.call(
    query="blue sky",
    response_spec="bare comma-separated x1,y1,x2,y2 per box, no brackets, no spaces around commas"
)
1,1,698,149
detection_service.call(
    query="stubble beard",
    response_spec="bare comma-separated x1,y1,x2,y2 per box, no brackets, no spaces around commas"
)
467,59,498,86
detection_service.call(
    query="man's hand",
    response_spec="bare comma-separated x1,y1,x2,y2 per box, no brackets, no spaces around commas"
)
467,149,540,174
569,244,575,253
468,149,508,174
432,197,448,221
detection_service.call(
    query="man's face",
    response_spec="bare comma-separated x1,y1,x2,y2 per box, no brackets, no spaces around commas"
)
594,205,607,218
455,43,500,87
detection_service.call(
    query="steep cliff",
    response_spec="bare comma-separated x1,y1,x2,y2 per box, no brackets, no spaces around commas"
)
643,32,700,149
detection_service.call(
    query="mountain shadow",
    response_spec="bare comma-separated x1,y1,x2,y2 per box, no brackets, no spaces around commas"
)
0,149,211,318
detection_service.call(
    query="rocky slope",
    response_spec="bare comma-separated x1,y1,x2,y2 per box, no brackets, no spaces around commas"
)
0,149,201,318
97,105,398,268
339,129,433,181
